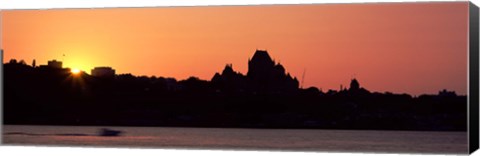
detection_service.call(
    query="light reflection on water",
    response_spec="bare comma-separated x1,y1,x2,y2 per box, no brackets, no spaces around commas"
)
2,125,468,154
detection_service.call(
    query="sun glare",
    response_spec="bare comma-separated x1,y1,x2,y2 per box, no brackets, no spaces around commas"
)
71,68,81,75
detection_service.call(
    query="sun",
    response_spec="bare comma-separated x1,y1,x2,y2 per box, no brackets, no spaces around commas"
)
71,68,81,75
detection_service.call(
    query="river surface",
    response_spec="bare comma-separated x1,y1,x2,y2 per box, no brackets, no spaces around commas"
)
2,125,468,154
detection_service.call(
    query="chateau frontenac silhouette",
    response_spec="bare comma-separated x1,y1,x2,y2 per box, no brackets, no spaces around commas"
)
212,50,299,95
3,49,467,131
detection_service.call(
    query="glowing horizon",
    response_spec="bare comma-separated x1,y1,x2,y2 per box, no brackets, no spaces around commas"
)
1,2,469,95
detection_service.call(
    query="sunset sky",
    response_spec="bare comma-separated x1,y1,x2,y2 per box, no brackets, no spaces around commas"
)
1,2,469,95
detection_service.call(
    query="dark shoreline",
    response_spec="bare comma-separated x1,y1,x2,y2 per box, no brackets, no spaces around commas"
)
4,50,468,132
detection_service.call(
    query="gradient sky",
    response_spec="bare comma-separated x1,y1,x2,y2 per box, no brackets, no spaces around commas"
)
1,2,469,95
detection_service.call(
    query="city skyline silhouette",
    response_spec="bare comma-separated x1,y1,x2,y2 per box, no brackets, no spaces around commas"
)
3,49,467,131
4,49,465,96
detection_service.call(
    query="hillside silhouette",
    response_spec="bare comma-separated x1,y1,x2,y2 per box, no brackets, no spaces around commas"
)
4,50,467,131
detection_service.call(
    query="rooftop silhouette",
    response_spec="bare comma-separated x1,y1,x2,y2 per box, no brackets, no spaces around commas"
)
212,50,299,95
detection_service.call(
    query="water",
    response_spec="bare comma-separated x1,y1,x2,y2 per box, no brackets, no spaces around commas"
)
2,125,468,154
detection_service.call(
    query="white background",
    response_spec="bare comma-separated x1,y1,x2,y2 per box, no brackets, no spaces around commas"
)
0,0,479,156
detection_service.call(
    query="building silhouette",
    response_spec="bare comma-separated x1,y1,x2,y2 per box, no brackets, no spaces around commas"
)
47,60,62,68
91,67,116,78
211,50,299,94
439,89,457,97
211,64,246,93
345,78,370,95
247,50,299,94
350,78,360,91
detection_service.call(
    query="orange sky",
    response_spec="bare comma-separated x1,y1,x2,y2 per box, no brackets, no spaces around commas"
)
1,2,469,95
